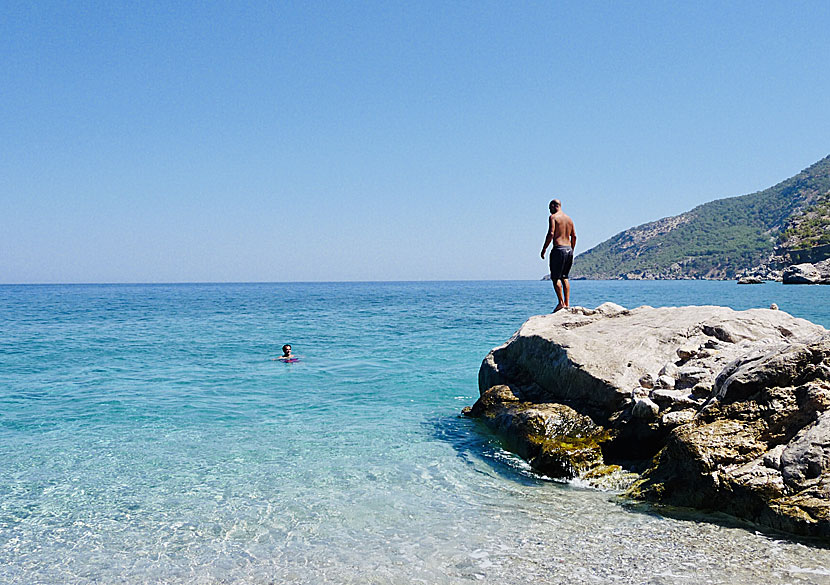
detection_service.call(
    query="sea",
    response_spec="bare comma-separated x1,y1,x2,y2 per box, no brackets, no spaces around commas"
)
2,280,830,585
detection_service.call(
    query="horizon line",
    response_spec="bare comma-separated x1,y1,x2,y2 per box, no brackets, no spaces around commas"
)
0,278,548,286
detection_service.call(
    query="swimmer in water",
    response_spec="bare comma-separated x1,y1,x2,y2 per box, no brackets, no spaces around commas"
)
274,344,298,362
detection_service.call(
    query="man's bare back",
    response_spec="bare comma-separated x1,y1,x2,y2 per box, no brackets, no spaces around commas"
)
550,211,575,247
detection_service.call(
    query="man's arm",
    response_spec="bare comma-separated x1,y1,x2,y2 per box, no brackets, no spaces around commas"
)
541,215,554,259
570,229,577,251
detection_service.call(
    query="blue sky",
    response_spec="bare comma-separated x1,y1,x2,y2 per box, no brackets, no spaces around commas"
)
2,1,829,283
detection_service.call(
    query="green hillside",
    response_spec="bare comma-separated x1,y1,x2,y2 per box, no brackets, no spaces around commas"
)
783,193,830,249
573,155,830,279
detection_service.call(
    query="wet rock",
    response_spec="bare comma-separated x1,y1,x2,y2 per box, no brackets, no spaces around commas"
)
738,276,764,284
463,384,520,418
464,395,608,480
468,302,830,540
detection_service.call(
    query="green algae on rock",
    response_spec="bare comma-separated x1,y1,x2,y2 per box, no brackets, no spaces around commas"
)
464,385,611,480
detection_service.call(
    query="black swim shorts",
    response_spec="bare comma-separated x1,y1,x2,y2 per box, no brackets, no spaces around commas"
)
549,245,573,281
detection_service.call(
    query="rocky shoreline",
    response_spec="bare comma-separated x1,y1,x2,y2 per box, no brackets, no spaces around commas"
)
464,303,830,539
783,259,830,284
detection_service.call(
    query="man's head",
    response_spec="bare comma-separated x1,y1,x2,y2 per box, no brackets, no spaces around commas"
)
549,199,561,213
282,344,292,356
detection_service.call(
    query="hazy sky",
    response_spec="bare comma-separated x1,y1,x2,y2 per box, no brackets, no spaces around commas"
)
3,1,829,283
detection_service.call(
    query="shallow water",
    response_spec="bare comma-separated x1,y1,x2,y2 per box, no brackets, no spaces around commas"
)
2,281,830,584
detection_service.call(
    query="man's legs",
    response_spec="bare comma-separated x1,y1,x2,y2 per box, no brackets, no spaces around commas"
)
552,279,565,312
558,247,573,309
550,247,566,312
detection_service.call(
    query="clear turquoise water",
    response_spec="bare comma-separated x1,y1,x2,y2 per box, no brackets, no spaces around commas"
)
2,281,830,584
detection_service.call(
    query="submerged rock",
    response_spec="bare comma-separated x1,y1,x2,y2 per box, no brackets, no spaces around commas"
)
465,303,830,540
463,385,609,479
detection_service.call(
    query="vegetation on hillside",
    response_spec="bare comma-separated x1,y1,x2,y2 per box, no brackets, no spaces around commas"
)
781,194,830,249
573,155,830,279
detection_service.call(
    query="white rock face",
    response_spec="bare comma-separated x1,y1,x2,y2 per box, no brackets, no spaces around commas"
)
783,259,830,284
478,304,825,418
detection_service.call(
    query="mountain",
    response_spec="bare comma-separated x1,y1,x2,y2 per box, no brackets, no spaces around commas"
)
572,154,830,280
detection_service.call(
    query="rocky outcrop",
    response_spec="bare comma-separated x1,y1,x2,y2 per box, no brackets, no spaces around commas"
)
737,276,764,284
464,303,830,539
736,265,783,282
783,259,830,284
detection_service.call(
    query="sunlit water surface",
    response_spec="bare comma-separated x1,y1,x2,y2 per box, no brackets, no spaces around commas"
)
2,281,830,584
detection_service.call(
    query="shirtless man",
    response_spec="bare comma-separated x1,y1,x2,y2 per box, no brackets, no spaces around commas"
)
540,199,577,312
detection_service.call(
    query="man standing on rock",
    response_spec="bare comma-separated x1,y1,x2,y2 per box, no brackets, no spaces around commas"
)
541,198,577,312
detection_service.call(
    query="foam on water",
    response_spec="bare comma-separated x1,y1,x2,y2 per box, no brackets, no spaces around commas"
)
2,281,830,584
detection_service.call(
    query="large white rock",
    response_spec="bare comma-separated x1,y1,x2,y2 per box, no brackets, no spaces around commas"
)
479,304,825,418
470,303,830,539
783,259,830,284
